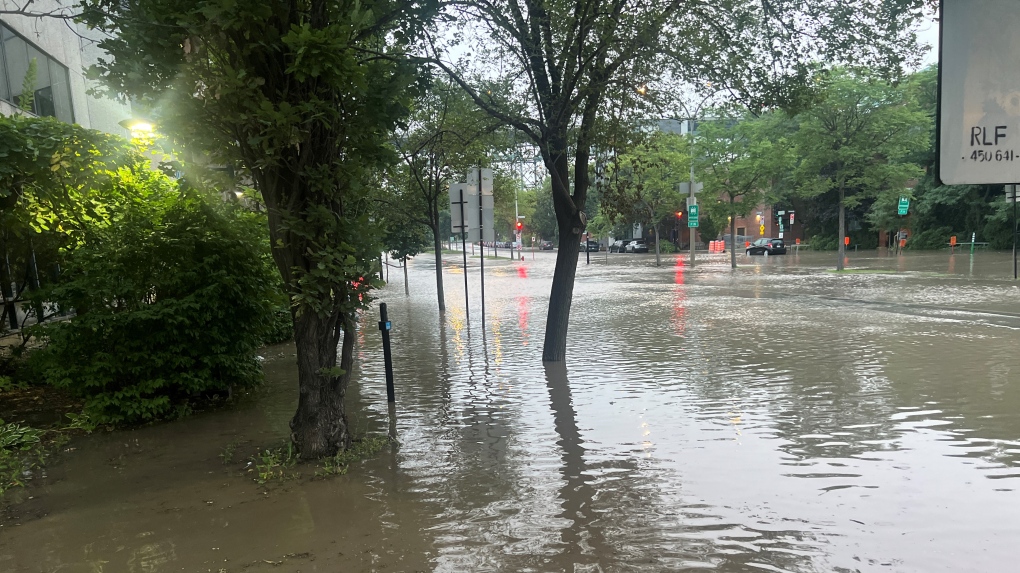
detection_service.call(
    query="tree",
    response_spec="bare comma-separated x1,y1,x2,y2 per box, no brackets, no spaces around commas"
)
79,0,434,456
429,0,932,360
394,81,498,311
695,112,795,269
603,133,687,266
383,213,432,295
793,69,927,269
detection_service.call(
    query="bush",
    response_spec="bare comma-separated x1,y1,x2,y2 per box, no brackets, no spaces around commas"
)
29,192,278,425
0,418,45,494
906,226,952,250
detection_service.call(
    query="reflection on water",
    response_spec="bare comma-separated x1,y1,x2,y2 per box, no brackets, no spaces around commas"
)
2,251,1019,573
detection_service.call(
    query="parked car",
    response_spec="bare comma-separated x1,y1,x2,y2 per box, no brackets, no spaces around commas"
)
539,240,554,250
625,239,649,253
745,238,786,255
610,239,629,253
579,240,600,252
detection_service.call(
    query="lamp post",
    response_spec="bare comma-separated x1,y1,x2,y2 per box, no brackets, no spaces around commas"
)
678,87,725,268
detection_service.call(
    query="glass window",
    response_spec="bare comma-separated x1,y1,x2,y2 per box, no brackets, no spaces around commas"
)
0,25,9,101
0,22,73,122
3,28,29,105
49,59,73,123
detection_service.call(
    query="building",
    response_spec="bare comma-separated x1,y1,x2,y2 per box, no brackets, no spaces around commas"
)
0,0,131,134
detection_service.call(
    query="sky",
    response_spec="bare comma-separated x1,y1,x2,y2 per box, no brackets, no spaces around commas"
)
916,16,940,68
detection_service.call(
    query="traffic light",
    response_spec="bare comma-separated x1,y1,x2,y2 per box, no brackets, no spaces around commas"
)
676,211,683,219
516,220,523,231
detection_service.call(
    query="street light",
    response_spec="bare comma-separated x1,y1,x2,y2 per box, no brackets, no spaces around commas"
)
677,85,727,268
118,118,155,140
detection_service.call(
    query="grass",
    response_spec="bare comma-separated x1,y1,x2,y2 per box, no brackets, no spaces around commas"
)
244,434,391,485
248,443,299,484
315,435,389,477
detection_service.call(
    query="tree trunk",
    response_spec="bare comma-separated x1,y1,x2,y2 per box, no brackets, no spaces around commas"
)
262,179,353,459
289,309,353,458
837,183,846,271
542,138,585,362
431,218,446,312
730,197,737,270
653,224,661,267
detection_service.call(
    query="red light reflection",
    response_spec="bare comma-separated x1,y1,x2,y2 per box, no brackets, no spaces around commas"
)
672,257,687,336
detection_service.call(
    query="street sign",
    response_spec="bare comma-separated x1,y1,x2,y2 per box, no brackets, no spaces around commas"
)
466,168,494,195
939,0,1020,184
779,222,785,233
448,178,493,242
687,204,699,227
898,196,910,216
789,211,795,225
759,224,765,235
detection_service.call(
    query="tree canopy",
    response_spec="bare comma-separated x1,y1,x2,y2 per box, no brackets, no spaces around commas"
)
78,0,436,456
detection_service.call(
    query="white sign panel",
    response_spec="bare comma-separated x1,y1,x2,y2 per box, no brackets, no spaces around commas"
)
466,168,493,196
940,0,1020,184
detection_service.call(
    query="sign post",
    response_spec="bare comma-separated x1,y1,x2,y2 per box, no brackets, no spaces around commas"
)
897,196,910,216
1008,185,1018,279
939,0,1020,277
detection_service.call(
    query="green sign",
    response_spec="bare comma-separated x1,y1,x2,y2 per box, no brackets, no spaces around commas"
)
897,196,910,216
688,204,699,227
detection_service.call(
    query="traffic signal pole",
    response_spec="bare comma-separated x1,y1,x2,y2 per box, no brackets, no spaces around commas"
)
689,147,696,268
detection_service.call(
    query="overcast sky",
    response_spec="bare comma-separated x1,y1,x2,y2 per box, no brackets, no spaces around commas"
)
916,16,940,68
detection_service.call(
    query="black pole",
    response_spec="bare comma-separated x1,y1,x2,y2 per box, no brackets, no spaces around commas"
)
1013,184,1017,280
478,168,486,331
379,303,395,403
459,188,469,323
585,233,590,265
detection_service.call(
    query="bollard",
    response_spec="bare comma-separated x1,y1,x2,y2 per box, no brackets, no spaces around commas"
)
379,303,395,403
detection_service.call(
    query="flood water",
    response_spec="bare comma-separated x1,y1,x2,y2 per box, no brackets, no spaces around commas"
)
2,249,1019,573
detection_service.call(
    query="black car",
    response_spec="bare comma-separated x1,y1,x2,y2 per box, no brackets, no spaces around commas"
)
609,239,629,253
539,240,554,250
745,238,786,255
625,239,649,253
579,240,600,252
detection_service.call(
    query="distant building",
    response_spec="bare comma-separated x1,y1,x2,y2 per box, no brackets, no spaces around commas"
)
0,0,131,135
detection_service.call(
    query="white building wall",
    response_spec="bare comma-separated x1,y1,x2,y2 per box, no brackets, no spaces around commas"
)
0,0,130,136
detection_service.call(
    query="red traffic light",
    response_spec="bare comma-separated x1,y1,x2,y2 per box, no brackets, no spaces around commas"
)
676,211,683,218
516,221,523,230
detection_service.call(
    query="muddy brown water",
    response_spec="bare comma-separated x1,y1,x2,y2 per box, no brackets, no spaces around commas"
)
2,249,1019,572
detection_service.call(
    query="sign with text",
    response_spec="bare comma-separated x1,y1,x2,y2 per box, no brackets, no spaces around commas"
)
687,204,699,227
898,196,910,216
940,0,1020,184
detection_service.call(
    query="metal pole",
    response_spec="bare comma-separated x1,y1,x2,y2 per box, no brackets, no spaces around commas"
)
459,188,469,323
688,119,696,268
379,303,395,403
1013,184,1017,280
478,168,486,330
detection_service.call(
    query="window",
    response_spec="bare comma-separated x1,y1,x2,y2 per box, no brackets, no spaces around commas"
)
0,22,74,123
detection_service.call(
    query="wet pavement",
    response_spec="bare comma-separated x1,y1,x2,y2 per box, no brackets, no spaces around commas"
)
2,249,1019,572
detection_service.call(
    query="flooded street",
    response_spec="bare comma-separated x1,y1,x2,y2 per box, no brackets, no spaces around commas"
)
3,249,1019,572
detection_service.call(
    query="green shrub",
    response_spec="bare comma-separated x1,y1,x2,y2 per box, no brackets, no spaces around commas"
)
0,418,45,494
808,235,839,251
30,193,278,425
906,226,953,250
